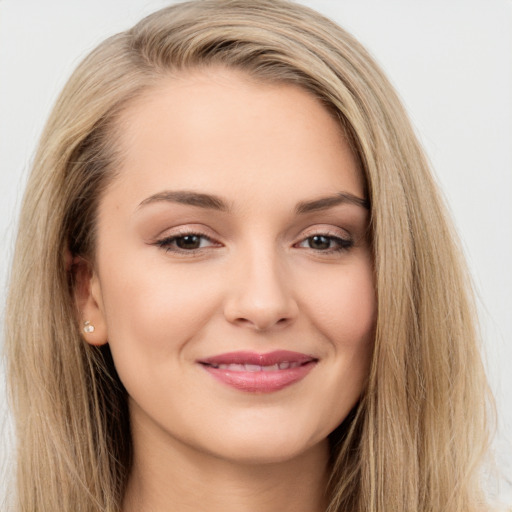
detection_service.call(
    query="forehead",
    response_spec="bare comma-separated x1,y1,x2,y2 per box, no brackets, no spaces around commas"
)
105,67,364,210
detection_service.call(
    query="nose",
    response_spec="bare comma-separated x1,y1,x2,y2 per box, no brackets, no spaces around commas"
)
223,248,298,331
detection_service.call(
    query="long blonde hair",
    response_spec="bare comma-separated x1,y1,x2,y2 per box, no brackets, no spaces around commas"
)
5,1,494,510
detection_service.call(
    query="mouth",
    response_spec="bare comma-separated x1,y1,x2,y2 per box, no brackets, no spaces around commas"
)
198,350,318,393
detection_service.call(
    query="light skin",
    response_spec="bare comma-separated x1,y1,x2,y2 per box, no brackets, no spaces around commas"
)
78,68,376,512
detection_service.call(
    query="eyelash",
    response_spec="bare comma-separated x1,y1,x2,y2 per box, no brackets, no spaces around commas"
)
295,233,353,253
154,230,353,256
155,232,219,255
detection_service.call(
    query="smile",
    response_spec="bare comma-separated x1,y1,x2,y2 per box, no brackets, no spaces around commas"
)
207,361,303,371
198,350,318,392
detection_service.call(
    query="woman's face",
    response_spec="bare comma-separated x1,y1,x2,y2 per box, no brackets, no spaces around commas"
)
83,68,376,464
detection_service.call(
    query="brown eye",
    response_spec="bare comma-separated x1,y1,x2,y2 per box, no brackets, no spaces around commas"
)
296,233,353,253
175,235,202,250
307,235,331,250
155,232,219,253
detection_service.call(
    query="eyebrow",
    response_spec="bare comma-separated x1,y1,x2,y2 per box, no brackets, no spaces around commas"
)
138,190,229,211
295,192,370,214
137,189,370,213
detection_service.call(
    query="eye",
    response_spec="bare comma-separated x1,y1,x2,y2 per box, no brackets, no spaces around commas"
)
173,234,208,250
296,234,353,252
155,232,219,253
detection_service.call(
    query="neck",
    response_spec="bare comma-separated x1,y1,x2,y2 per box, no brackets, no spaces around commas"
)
123,411,330,512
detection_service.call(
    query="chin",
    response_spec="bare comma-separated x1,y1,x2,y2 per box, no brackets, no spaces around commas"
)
179,413,332,466
201,433,326,466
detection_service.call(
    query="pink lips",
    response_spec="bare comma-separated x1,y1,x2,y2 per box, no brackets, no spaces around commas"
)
198,350,318,392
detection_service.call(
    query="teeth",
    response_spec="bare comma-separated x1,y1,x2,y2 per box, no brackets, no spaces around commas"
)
217,363,245,371
210,362,305,372
262,364,280,372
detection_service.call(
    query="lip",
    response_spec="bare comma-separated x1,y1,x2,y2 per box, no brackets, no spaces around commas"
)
198,350,318,393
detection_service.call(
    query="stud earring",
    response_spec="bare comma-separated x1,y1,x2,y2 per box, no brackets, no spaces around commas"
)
83,320,95,333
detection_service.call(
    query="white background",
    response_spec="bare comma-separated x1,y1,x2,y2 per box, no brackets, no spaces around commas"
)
0,0,511,507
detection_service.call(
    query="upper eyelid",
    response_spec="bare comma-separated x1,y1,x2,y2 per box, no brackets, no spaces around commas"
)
154,223,353,239
156,224,350,236
160,231,215,240
296,225,352,240
154,224,219,241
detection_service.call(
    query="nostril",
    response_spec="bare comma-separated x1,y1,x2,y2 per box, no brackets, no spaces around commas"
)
235,317,252,325
232,315,292,331
223,285,299,330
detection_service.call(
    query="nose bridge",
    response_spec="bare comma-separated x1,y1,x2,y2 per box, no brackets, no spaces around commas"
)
224,238,297,330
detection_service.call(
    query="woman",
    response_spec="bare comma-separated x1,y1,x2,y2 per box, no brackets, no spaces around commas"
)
4,1,495,511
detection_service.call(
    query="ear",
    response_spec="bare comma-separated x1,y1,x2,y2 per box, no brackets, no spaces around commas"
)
73,257,108,346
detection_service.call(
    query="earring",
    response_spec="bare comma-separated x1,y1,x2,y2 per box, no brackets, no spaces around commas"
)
83,320,95,333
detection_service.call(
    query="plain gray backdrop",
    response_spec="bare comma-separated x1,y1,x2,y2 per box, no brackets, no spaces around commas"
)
1,0,511,506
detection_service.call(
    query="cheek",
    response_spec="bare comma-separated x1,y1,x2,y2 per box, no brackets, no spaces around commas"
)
299,258,376,348
317,263,375,425
98,260,222,365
